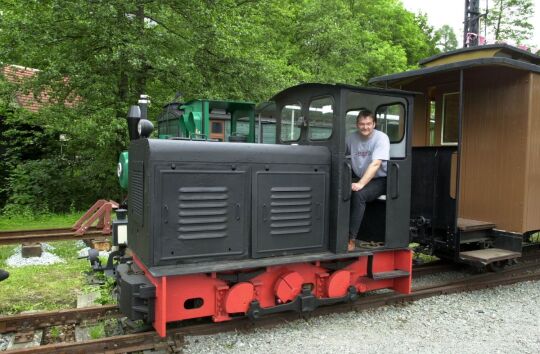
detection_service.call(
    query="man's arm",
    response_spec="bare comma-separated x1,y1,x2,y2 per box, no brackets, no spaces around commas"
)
352,160,382,191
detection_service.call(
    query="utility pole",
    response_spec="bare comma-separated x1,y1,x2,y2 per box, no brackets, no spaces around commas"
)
463,0,487,47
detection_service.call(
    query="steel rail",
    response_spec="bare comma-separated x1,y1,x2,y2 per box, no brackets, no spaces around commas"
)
4,261,540,354
0,227,108,245
0,305,119,334
411,261,457,276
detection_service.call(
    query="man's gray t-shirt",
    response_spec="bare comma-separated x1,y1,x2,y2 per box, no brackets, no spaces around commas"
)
346,130,390,178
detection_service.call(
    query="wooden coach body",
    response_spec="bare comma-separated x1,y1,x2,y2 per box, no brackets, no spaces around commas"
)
371,45,540,236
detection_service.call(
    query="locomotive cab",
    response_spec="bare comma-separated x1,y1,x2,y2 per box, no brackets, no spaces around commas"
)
271,83,416,252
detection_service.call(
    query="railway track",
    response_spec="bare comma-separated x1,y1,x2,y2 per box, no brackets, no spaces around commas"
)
0,305,119,334
411,260,457,276
2,258,539,353
0,227,108,246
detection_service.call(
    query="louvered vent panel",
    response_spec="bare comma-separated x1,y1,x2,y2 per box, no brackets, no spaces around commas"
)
178,186,229,240
131,165,144,220
270,186,312,235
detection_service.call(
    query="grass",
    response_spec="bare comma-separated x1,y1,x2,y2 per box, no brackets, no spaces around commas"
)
49,326,61,340
88,323,106,340
0,211,118,315
0,212,84,231
409,242,439,263
0,240,90,315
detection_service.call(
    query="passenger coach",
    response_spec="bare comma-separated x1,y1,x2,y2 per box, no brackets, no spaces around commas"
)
370,44,540,269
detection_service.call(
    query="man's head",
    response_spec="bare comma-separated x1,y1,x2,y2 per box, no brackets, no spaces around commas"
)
356,110,376,137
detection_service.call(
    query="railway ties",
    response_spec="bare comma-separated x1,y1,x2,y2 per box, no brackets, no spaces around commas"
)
0,227,108,246
1,257,539,354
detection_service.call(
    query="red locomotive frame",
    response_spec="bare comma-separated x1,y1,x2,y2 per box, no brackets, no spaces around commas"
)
133,250,412,337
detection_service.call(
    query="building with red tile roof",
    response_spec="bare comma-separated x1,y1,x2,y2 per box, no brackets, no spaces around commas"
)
1,65,77,112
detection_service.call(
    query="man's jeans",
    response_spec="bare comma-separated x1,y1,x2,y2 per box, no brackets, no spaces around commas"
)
349,177,387,239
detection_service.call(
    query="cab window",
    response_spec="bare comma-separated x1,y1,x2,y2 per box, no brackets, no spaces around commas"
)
280,103,302,142
375,103,406,143
308,96,334,140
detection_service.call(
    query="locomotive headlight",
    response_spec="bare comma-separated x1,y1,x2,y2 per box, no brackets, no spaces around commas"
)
137,119,154,138
117,162,123,178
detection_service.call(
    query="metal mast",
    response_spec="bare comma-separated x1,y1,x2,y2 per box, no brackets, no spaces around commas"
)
463,0,485,47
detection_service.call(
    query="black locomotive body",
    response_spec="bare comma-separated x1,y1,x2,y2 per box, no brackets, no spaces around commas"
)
116,83,416,337
128,139,332,265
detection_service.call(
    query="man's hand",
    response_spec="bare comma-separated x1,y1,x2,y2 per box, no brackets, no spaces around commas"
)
351,182,364,192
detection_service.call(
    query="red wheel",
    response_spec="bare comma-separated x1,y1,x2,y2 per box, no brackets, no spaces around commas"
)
327,270,351,297
274,271,304,303
224,282,255,314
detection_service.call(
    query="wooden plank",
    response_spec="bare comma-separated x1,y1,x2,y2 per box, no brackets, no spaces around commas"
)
459,68,529,233
523,73,540,232
457,218,496,231
459,248,521,263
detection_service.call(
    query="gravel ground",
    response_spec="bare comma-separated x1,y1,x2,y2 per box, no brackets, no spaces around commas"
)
183,280,540,354
5,243,65,267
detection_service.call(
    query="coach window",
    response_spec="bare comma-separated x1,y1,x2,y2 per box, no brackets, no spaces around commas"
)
442,92,459,145
375,103,406,143
308,96,334,140
280,102,302,142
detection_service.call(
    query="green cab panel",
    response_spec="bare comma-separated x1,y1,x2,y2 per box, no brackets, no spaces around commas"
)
118,151,129,190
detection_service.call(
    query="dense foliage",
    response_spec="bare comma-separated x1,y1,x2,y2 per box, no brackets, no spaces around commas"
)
435,25,458,52
0,0,441,214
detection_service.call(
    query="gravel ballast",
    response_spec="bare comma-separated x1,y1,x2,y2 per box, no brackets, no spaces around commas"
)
5,243,65,268
183,280,540,354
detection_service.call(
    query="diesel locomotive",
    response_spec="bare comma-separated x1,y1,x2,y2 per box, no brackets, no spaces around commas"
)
114,83,415,337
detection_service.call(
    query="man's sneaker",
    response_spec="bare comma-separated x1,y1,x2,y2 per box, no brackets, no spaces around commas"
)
0,269,9,282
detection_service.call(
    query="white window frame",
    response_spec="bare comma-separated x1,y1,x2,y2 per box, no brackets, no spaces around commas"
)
441,92,459,146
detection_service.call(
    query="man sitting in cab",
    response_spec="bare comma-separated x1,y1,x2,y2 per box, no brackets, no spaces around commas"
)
346,110,390,251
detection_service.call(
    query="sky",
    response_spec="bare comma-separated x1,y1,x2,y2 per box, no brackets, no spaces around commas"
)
400,0,540,50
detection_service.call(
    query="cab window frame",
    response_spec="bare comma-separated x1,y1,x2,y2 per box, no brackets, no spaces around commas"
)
279,101,303,143
308,95,335,141
374,102,407,144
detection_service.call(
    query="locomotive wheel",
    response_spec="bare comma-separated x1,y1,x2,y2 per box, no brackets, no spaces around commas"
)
274,271,304,303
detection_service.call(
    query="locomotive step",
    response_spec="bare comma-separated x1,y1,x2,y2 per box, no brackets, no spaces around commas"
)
457,218,496,232
370,270,410,280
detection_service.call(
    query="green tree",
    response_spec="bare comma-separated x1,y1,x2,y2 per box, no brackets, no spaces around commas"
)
435,25,458,52
486,0,534,44
413,12,442,57
0,0,438,213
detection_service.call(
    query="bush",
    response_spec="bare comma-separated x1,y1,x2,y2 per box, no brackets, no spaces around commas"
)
5,158,76,214
0,102,125,215
3,155,122,215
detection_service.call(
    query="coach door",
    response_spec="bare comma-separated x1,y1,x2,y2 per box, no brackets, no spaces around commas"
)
344,90,412,249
